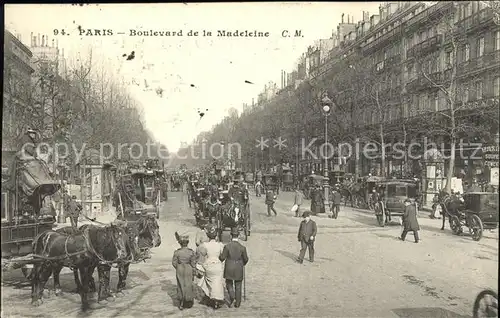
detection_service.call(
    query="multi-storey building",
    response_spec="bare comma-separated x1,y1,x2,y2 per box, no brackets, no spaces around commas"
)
2,30,35,163
297,1,499,189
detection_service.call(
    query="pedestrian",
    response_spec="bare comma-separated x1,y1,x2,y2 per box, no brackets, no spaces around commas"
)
330,188,342,219
255,180,263,197
399,199,420,243
265,190,277,216
196,225,225,309
297,210,317,264
293,186,304,217
219,227,249,308
66,195,82,229
172,232,197,310
195,225,210,248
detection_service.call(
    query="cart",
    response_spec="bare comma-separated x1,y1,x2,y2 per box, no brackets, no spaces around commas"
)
1,157,60,278
447,192,498,241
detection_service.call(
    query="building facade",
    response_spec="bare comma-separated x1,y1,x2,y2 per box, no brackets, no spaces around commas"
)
296,1,499,187
2,30,35,161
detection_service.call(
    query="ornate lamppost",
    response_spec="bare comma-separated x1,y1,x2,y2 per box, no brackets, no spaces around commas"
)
321,92,334,212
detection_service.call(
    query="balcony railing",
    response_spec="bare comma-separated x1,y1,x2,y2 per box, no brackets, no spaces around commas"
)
456,9,494,32
362,24,403,54
458,50,500,75
405,71,444,91
407,34,443,59
405,2,452,31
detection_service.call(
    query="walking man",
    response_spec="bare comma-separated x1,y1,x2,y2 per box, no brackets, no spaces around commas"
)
399,199,420,243
293,186,304,217
265,190,277,216
330,188,341,219
297,211,317,263
219,228,249,308
66,195,82,228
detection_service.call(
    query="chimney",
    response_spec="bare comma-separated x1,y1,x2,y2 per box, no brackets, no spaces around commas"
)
42,35,45,46
341,13,344,23
30,32,34,46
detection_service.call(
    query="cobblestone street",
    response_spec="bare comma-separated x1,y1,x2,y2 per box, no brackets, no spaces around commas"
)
1,190,497,317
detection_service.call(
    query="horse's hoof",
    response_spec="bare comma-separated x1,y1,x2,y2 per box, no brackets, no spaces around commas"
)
97,299,109,305
42,290,51,298
54,288,63,296
115,291,125,298
107,296,116,302
31,299,43,307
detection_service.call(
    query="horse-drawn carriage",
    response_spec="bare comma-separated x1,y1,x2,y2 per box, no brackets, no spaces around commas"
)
216,187,251,241
373,179,419,227
193,186,219,227
439,192,498,241
170,173,183,192
1,156,60,278
262,173,279,194
282,170,294,192
114,165,160,220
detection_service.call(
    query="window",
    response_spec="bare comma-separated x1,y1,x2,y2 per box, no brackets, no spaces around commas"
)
494,77,500,97
463,85,470,102
431,92,439,111
475,81,483,100
464,44,470,62
477,37,485,57
495,31,500,51
445,51,452,68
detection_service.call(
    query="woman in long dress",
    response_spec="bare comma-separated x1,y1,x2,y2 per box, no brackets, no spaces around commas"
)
196,225,225,309
172,232,197,310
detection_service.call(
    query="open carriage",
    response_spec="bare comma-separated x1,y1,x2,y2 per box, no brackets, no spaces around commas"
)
1,156,60,277
216,187,251,241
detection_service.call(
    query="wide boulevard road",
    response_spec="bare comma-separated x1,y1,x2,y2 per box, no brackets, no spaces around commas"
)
1,189,497,317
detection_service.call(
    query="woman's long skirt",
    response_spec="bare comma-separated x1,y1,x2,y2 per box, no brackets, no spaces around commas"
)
198,262,225,301
176,263,195,302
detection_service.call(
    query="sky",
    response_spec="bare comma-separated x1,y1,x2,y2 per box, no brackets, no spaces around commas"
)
5,2,382,152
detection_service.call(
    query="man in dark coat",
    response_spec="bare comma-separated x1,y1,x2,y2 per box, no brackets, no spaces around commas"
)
66,195,82,228
297,211,317,263
219,227,249,308
330,188,342,219
399,199,420,243
265,190,277,216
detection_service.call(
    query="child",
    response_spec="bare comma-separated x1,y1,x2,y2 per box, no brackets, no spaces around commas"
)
172,232,197,310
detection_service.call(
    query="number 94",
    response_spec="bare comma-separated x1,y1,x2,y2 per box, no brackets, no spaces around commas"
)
53,29,67,36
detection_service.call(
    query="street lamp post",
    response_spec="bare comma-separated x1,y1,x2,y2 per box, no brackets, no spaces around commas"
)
321,93,334,213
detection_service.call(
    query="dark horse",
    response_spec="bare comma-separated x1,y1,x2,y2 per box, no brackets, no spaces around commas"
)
203,185,221,224
52,216,161,301
437,192,465,230
31,224,129,310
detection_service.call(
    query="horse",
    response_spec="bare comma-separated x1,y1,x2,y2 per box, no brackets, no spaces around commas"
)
52,216,161,302
31,224,129,311
437,192,465,230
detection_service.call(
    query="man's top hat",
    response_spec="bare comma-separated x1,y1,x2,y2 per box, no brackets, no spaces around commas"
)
230,227,239,236
302,211,311,218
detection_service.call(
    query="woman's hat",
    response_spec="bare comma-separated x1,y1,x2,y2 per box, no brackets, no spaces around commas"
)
404,198,412,204
230,227,239,236
205,224,217,236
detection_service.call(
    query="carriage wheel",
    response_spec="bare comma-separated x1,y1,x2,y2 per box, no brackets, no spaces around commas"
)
375,203,385,227
473,289,498,318
450,215,462,235
470,214,484,242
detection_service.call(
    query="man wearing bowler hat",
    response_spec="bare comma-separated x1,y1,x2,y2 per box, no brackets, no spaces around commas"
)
297,210,317,264
219,227,249,308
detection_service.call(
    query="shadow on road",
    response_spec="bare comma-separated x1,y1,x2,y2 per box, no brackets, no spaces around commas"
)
160,279,179,306
274,249,297,262
392,307,471,318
